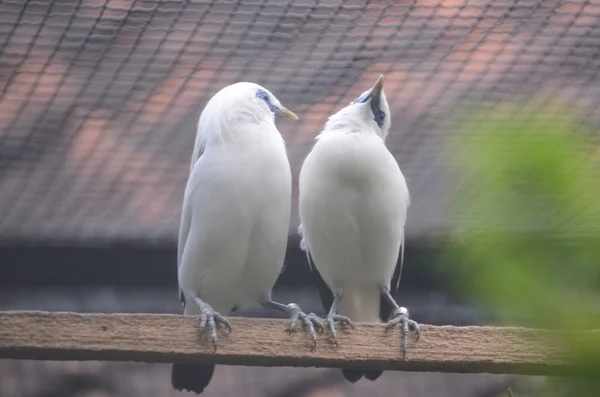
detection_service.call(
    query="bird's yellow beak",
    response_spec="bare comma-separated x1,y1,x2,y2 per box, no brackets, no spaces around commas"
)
370,74,384,97
278,106,299,120
369,75,385,118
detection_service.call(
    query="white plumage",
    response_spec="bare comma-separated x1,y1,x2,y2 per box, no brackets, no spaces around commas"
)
299,130,409,320
173,82,319,394
298,75,419,383
178,82,293,316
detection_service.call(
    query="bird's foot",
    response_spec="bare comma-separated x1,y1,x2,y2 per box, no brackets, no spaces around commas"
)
197,301,232,351
284,303,324,349
325,313,355,347
385,306,420,358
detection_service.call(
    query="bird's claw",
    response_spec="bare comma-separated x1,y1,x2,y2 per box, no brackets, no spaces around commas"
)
285,303,323,349
308,313,326,335
385,307,420,359
198,304,231,351
326,313,355,347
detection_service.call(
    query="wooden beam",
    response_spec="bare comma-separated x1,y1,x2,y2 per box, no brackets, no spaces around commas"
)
0,311,571,375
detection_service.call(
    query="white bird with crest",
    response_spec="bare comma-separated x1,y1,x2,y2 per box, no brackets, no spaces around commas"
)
298,75,420,383
172,82,320,394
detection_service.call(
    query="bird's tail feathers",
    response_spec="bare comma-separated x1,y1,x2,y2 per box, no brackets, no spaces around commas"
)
171,363,215,394
338,288,383,383
342,369,383,383
337,287,381,323
364,370,384,381
341,369,363,383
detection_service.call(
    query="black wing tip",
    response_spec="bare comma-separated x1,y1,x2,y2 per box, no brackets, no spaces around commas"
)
171,363,215,394
179,289,186,309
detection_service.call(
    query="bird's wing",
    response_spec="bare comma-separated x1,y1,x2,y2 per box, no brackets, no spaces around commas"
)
177,181,193,311
180,132,205,269
190,124,206,172
298,223,333,315
379,153,410,322
177,199,192,310
177,141,205,310
379,232,405,320
177,191,192,270
396,232,405,292
297,223,314,271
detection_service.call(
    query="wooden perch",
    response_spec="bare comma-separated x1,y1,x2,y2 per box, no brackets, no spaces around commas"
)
0,311,573,375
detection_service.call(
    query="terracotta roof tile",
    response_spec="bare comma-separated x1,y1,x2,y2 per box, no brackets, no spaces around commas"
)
0,0,599,244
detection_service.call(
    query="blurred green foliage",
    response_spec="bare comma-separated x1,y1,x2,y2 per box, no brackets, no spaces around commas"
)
446,101,600,395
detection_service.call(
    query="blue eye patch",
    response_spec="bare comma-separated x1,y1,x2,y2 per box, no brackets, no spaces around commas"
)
256,89,278,114
352,93,371,104
373,108,385,128
351,92,386,128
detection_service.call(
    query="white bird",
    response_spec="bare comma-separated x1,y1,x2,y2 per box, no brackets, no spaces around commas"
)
172,82,320,394
298,75,420,383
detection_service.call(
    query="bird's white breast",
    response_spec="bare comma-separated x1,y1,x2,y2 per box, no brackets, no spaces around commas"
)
299,131,408,291
179,122,291,313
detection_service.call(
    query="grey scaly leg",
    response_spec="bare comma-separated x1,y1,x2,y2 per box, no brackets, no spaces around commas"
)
381,287,420,358
193,297,232,351
324,292,355,346
262,300,323,348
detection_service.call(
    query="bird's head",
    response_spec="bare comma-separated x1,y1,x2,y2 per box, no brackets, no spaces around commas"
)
210,82,298,123
325,75,391,139
196,82,298,149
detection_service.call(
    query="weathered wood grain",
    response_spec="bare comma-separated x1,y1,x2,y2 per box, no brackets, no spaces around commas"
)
0,311,573,375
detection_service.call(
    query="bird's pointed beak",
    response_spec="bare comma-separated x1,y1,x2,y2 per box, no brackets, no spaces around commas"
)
369,74,384,115
278,106,299,120
370,74,384,98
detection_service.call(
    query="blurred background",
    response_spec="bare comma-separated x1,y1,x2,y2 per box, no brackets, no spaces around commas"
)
1,0,600,396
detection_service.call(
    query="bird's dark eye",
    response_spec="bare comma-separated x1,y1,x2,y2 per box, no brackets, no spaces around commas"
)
351,92,385,128
256,89,277,114
256,89,269,103
373,109,385,128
